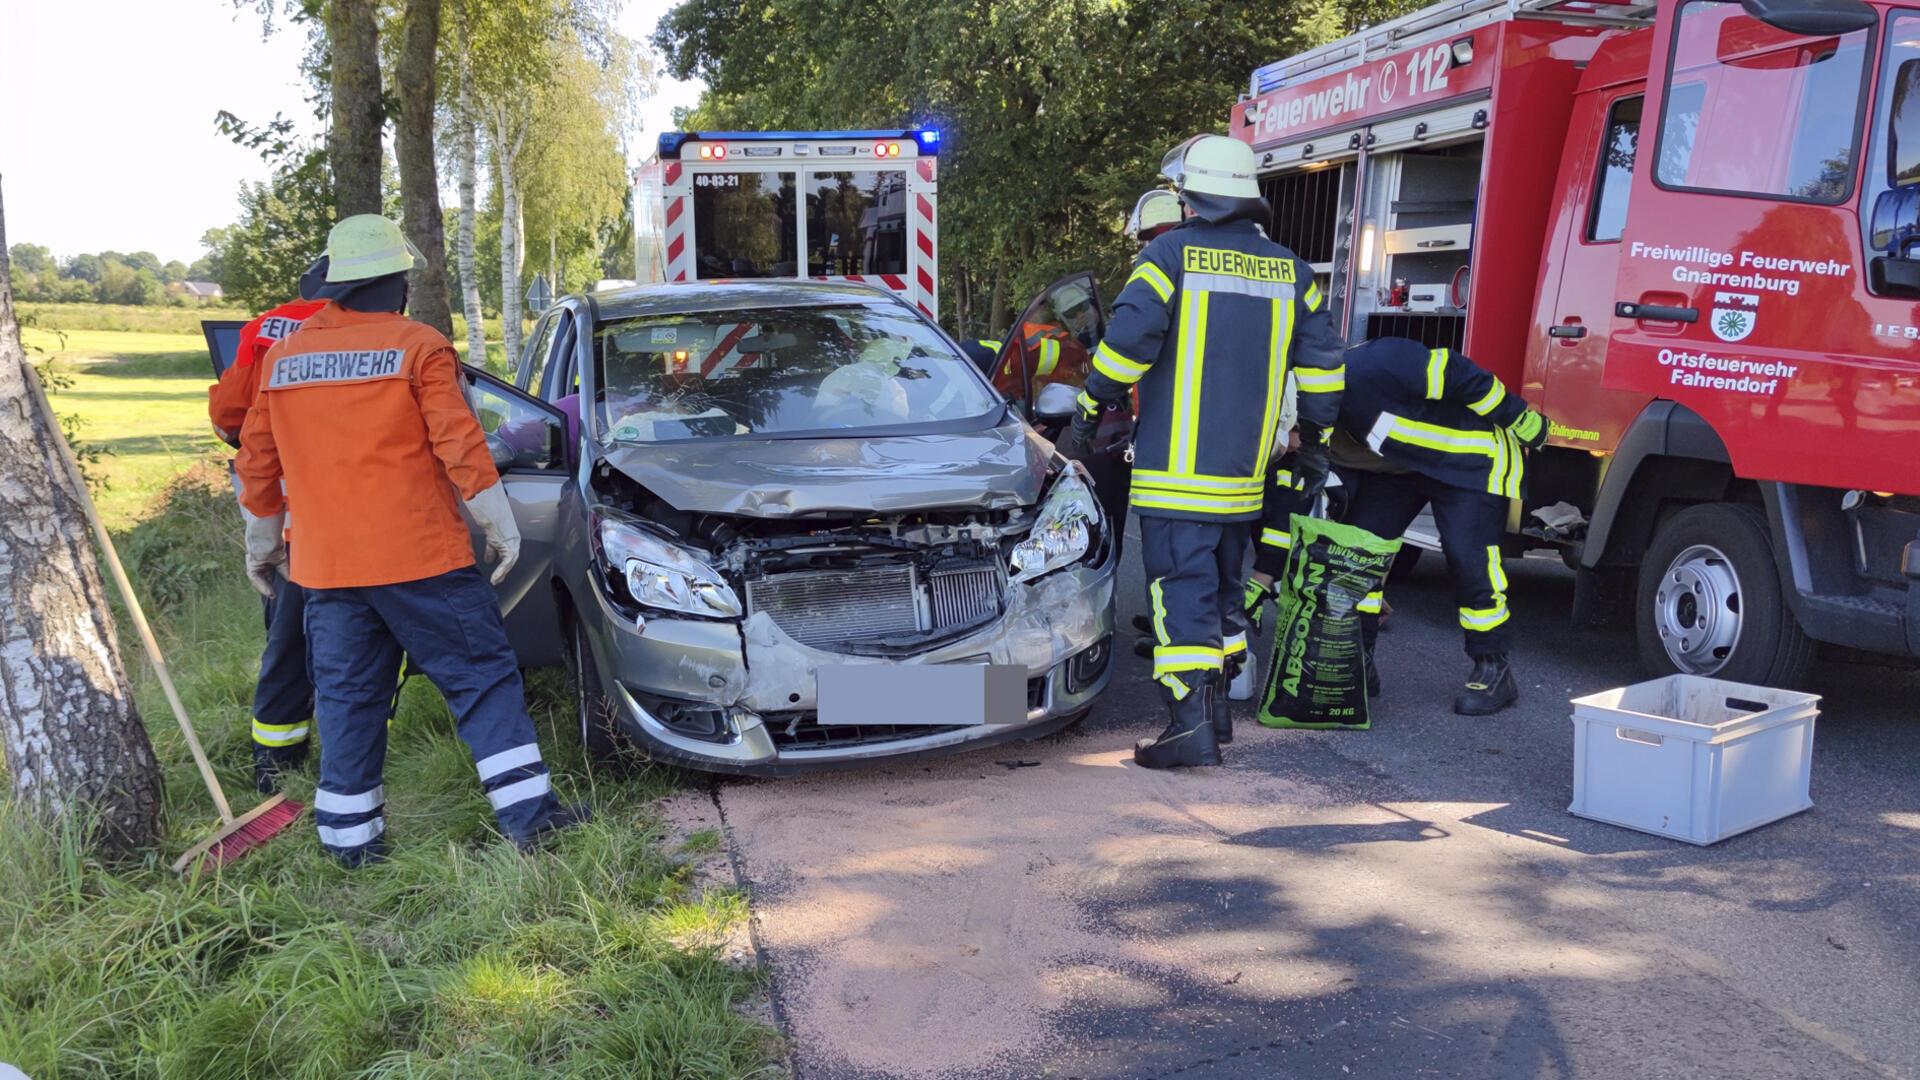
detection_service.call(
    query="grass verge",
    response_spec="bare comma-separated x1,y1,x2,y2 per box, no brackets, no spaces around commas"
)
0,465,780,1079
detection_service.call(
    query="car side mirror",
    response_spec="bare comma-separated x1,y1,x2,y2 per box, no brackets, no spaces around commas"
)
1033,382,1079,423
1739,0,1875,35
1869,185,1920,298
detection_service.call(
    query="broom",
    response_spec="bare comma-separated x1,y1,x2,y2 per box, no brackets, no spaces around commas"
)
24,366,303,874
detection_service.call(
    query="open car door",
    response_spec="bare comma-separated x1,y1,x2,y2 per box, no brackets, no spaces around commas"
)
989,272,1131,532
462,364,570,667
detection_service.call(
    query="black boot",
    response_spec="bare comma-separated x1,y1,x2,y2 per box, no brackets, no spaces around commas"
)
1131,613,1155,636
514,802,595,853
1135,682,1222,769
1453,654,1519,716
1133,636,1155,660
1212,669,1234,745
1364,650,1382,699
252,743,309,795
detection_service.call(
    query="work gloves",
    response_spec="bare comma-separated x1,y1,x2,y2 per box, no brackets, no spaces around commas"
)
242,507,287,598
1292,424,1333,508
1055,389,1104,462
465,483,522,585
1243,577,1274,635
1508,409,1547,451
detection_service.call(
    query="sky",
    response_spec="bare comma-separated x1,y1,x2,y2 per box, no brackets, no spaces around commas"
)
0,0,704,265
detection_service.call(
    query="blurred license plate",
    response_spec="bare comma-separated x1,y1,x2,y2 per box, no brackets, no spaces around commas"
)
815,664,1027,726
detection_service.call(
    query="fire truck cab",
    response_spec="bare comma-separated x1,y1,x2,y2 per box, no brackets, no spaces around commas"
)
633,129,942,319
1235,0,1920,684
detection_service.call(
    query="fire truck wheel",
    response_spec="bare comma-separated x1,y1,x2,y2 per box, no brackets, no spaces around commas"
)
1635,503,1813,686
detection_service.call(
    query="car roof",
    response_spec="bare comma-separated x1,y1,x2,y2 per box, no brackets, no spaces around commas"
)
587,279,908,321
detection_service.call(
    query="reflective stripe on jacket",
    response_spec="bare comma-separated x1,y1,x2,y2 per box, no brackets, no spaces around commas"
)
236,306,498,589
1339,337,1535,498
1081,218,1343,522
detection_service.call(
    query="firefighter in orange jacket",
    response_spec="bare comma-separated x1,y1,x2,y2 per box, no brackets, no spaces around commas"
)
209,258,330,793
236,215,585,867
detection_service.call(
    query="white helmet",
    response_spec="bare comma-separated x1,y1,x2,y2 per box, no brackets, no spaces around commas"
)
1126,190,1183,242
1160,134,1260,200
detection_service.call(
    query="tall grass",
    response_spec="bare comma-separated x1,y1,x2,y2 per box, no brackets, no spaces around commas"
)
0,467,779,1079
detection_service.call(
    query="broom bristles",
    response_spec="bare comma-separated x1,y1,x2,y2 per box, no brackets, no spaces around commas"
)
172,796,305,875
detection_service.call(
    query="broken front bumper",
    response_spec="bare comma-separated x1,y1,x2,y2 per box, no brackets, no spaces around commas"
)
579,560,1116,774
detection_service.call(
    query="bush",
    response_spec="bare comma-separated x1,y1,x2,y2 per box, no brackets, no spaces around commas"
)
1,468,781,1078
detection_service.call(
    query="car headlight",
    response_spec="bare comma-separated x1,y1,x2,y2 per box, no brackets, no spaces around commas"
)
597,517,743,618
1011,470,1100,583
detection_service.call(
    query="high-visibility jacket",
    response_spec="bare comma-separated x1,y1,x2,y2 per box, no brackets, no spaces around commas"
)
236,305,498,589
1335,337,1542,499
209,299,329,445
1080,218,1344,522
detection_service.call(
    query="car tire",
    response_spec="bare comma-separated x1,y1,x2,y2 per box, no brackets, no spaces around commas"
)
1635,502,1814,686
568,617,625,760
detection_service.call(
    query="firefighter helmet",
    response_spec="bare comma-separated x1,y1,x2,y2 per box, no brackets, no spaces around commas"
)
324,214,424,283
1160,134,1260,200
1127,190,1183,242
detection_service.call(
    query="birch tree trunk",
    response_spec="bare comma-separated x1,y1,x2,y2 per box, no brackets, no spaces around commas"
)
327,0,385,217
495,111,527,363
0,179,163,855
455,37,487,366
395,0,454,336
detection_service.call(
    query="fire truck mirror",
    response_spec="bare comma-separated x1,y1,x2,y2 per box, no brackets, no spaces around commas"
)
1738,0,1874,37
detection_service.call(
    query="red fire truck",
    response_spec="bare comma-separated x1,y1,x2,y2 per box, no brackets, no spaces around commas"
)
632,129,942,318
1232,0,1920,683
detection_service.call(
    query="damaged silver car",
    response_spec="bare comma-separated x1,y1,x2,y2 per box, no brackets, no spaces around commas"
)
463,280,1118,774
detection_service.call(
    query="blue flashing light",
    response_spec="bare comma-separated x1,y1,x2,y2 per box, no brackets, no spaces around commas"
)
917,129,941,145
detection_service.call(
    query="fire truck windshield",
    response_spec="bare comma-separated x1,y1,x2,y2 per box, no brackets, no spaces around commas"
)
1655,0,1871,204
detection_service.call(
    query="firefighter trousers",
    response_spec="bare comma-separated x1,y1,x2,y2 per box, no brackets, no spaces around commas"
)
251,570,314,762
1139,517,1252,703
1342,470,1511,659
303,565,563,866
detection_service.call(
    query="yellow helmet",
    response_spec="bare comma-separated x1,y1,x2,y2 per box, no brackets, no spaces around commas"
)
1127,190,1183,242
1160,134,1260,199
325,214,424,283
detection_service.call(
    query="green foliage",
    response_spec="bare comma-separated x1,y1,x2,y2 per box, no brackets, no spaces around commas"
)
212,146,337,313
0,466,781,1079
654,0,1400,335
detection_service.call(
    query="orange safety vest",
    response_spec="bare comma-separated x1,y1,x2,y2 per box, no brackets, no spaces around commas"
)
236,306,497,589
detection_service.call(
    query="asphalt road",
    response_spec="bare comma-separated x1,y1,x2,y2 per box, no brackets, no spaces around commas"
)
713,536,1920,1080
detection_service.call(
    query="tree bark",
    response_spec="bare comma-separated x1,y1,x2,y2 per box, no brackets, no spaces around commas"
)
494,109,527,363
328,0,385,217
455,33,487,366
395,0,454,336
0,178,163,855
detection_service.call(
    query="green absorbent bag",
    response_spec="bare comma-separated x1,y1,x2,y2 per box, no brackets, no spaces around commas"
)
1258,514,1401,730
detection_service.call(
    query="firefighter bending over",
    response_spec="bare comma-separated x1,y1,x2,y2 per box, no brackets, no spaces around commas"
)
1060,134,1345,769
236,214,587,867
1252,337,1547,715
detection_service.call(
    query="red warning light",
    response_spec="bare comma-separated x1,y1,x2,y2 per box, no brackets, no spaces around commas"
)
874,142,901,158
713,144,727,159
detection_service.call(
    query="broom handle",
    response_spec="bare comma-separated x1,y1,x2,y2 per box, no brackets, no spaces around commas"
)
23,367,234,824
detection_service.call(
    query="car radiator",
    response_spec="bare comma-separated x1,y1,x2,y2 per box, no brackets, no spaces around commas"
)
747,558,1004,650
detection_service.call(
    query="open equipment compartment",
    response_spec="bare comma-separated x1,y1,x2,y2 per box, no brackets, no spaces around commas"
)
1358,135,1484,351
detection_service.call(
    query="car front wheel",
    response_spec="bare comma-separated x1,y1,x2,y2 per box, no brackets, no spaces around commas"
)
1635,502,1813,686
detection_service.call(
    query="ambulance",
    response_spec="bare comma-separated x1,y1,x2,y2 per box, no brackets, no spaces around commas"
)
632,129,943,319
1233,0,1920,683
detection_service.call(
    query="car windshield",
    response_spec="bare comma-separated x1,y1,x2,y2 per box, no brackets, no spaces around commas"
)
591,302,1001,442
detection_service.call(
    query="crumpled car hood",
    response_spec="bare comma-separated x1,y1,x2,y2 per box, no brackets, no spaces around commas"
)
601,421,1052,517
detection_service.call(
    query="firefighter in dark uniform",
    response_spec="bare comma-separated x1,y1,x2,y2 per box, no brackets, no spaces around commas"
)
1252,337,1547,714
1060,134,1345,768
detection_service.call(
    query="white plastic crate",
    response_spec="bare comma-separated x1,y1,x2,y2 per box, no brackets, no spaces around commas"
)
1568,675,1820,845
